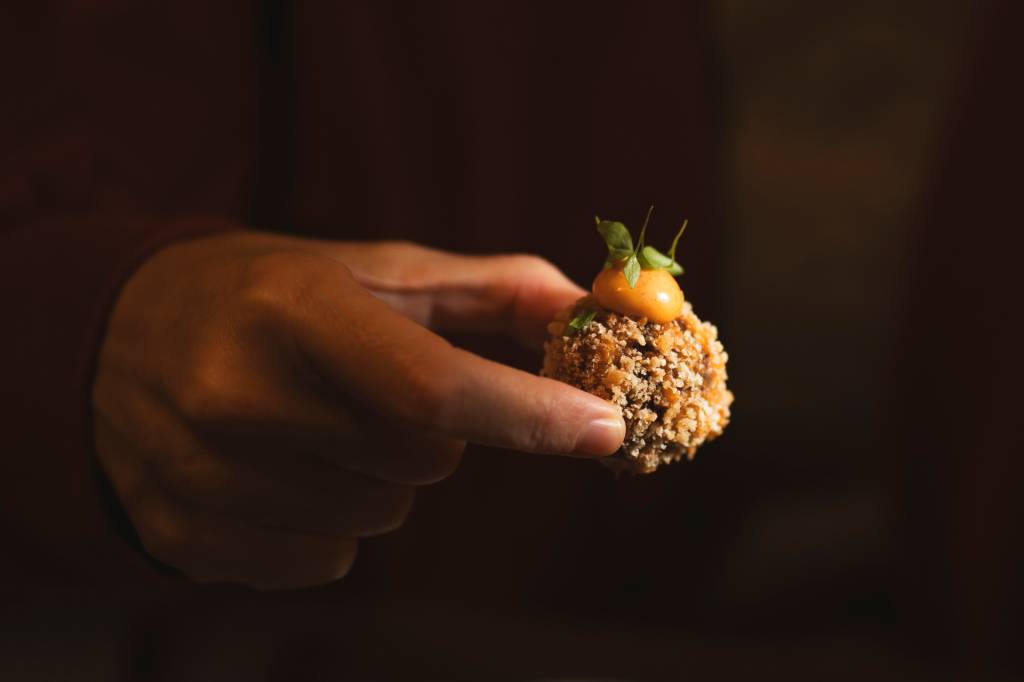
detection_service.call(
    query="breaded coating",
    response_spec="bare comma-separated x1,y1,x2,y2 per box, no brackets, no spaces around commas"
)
542,296,732,474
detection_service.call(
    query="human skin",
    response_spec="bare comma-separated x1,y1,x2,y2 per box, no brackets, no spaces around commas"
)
91,224,625,589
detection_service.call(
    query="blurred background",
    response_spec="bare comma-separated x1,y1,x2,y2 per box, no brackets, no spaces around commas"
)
2,1,1021,680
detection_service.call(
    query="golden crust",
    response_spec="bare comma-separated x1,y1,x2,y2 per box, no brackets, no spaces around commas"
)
542,295,733,474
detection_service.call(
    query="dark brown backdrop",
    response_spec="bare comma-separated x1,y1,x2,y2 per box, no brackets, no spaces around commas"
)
1,1,1021,679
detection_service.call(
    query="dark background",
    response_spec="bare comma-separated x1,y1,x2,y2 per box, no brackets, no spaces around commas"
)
2,1,1022,680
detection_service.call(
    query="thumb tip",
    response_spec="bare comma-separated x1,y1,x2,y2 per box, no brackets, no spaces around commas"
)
572,414,626,457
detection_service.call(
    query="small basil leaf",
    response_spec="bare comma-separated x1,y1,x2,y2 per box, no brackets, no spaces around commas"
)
636,247,655,270
623,254,641,288
607,247,633,264
567,309,597,334
596,220,633,254
640,245,674,269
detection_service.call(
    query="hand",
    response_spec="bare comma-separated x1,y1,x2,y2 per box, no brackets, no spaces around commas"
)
92,222,625,589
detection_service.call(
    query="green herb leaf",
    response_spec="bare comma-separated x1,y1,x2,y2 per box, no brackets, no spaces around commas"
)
639,245,674,269
596,220,633,255
636,248,654,270
594,208,686,280
623,253,641,288
567,308,597,334
607,247,633,263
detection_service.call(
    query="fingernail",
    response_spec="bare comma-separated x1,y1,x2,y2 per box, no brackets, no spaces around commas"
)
573,416,625,457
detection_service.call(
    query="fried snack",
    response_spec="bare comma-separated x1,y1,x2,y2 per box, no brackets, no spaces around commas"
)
541,211,732,473
543,297,731,473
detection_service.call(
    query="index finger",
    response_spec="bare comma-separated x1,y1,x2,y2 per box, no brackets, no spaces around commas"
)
320,242,587,349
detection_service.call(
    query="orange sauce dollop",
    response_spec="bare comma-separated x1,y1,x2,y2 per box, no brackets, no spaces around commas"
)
592,265,684,324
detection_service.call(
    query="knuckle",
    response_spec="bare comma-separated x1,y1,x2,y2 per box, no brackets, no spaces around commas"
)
350,241,438,288
175,362,242,425
236,253,316,328
247,539,359,590
158,453,221,503
521,404,561,454
134,499,192,567
439,439,467,476
364,485,416,536
375,437,465,486
507,253,559,277
325,538,359,582
236,250,348,319
237,251,306,305
381,239,432,260
395,359,458,429
404,440,465,485
173,336,256,427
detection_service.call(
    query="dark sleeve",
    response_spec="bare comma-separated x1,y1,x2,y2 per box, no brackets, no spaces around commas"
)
0,2,258,585
0,216,233,585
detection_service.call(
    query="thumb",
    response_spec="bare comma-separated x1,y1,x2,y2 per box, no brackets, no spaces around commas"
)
295,261,624,456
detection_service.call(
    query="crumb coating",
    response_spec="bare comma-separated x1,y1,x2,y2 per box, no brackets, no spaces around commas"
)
541,296,733,474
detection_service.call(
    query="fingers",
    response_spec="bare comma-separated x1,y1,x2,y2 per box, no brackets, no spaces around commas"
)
132,493,358,590
342,422,466,485
296,269,625,456
320,241,586,348
100,389,422,540
161,449,417,538
238,416,467,486
244,403,467,485
177,372,467,485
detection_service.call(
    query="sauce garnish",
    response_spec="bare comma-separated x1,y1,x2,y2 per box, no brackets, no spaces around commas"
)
593,263,683,323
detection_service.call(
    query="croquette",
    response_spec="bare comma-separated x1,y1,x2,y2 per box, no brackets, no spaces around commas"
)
542,295,732,474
